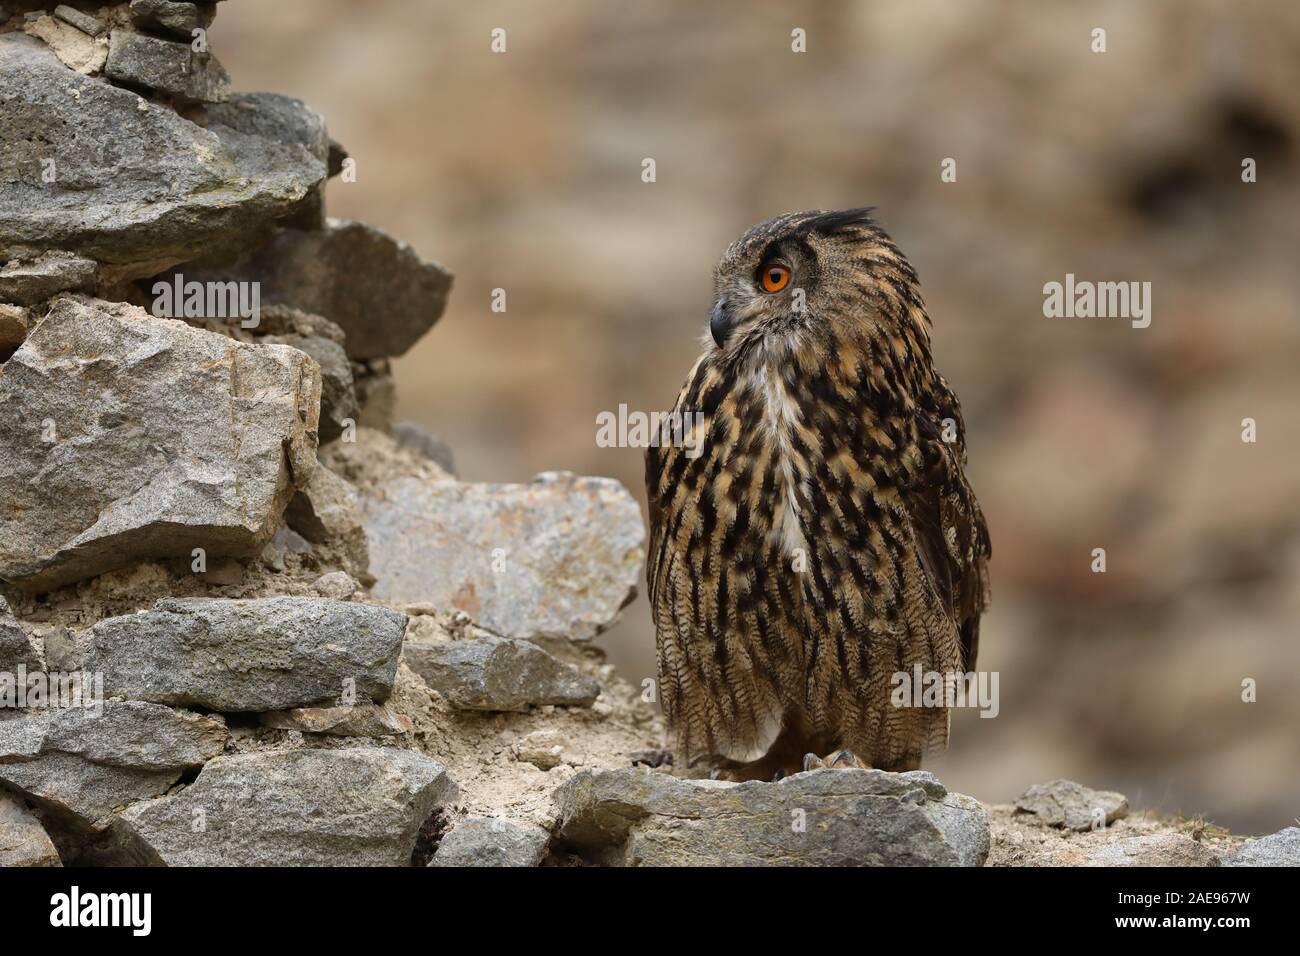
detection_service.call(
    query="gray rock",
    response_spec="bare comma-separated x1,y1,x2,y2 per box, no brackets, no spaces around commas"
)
198,90,328,168
352,359,396,429
53,4,103,35
272,334,356,442
0,297,320,591
238,303,347,344
0,791,62,866
1014,779,1130,832
104,29,228,103
260,525,312,572
0,303,27,356
181,219,452,359
312,570,357,600
87,597,406,712
128,0,215,39
258,703,412,737
112,747,458,866
554,768,991,867
0,754,177,826
394,421,457,476
0,602,41,671
0,35,325,275
0,702,227,833
38,625,87,673
404,637,601,712
0,701,229,772
364,472,643,642
1082,834,1221,867
285,463,371,580
196,90,331,229
430,817,550,867
0,249,96,304
1223,826,1300,867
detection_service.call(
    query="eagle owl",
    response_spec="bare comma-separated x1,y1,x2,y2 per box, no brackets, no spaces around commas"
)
645,209,990,780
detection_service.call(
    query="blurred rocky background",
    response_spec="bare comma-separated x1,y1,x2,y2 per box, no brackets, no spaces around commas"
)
208,0,1300,833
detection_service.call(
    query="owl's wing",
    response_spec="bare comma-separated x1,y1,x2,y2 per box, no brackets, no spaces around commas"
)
644,358,710,749
644,360,704,620
907,380,991,672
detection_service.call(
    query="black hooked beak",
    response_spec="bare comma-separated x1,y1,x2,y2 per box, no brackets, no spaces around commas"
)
710,298,732,348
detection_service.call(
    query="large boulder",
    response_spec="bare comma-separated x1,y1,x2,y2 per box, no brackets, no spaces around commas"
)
0,34,325,277
0,297,320,591
111,747,459,866
86,597,407,712
363,472,644,642
553,768,991,867
175,219,452,358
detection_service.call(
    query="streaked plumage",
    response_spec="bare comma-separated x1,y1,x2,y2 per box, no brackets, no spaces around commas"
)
645,209,990,779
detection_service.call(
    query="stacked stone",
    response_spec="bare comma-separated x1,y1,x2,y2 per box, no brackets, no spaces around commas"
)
0,2,422,865
0,2,663,868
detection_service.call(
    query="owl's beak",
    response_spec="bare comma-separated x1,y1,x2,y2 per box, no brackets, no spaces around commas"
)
710,299,732,348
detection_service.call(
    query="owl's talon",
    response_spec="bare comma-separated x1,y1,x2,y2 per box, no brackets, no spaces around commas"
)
803,749,869,771
771,768,787,782
827,748,867,769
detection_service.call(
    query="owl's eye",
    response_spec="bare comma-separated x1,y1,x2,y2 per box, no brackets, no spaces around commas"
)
758,261,791,294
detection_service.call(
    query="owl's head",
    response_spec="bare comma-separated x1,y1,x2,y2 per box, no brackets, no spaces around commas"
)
708,207,923,353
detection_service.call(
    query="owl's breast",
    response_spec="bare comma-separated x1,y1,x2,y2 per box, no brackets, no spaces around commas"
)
732,360,810,560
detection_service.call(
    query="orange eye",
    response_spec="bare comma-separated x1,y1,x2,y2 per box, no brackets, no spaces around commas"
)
759,261,791,293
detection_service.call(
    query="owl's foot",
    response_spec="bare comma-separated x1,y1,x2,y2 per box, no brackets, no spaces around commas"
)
802,749,870,772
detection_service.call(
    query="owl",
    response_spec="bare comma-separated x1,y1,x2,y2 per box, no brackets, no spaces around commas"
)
645,208,990,780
